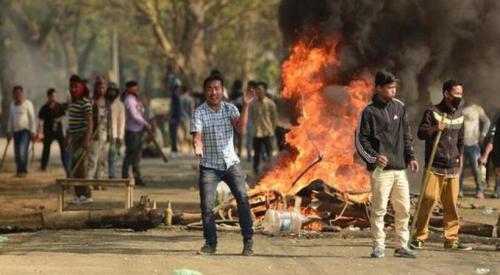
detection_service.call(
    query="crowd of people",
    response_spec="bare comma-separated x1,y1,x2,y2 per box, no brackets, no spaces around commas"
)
4,69,499,257
163,69,292,175
6,75,152,204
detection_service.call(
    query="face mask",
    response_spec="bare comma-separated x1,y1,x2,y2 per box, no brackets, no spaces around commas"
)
450,96,462,109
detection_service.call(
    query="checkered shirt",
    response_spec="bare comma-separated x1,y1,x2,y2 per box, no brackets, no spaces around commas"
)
191,101,240,171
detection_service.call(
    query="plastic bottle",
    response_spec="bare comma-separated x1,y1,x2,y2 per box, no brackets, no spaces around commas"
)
262,209,304,234
478,164,487,187
165,201,173,226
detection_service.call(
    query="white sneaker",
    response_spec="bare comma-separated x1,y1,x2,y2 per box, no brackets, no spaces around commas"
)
80,197,93,204
69,197,82,205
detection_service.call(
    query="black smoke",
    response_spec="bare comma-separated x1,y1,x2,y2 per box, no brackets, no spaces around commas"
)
279,0,500,117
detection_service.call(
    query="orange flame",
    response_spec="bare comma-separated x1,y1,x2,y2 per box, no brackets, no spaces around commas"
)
255,38,373,195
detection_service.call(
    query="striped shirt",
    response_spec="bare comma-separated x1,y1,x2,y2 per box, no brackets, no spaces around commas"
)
68,98,92,135
191,101,240,171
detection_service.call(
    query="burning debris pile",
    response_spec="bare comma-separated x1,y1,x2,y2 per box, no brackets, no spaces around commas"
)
210,37,495,238
213,37,375,232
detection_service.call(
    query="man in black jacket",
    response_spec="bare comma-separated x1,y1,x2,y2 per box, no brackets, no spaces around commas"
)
411,79,471,251
356,70,419,259
479,111,500,198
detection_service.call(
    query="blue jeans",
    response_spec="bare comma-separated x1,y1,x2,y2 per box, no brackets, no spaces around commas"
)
199,164,253,246
460,144,483,193
13,129,31,174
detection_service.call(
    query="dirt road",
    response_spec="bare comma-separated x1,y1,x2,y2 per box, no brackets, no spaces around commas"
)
0,139,498,275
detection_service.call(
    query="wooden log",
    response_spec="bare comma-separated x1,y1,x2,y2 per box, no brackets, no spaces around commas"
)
172,213,202,225
429,217,494,237
315,201,368,219
330,217,370,229
0,196,163,233
497,214,500,238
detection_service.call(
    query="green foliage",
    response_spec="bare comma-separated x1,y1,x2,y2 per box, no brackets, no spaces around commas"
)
1,0,283,102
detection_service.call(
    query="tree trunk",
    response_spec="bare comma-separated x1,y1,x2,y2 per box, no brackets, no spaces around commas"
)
58,30,79,75
78,32,98,76
134,1,190,81
0,1,13,135
241,10,256,83
179,0,207,85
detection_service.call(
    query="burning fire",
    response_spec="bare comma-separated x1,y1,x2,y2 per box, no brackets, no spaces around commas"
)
255,38,373,195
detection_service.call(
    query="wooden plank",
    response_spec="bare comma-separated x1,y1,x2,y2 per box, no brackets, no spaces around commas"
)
56,178,135,212
58,185,63,213
126,186,131,209
56,178,134,186
58,182,130,187
130,186,134,207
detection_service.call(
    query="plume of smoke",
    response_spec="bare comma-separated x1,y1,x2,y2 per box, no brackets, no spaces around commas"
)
279,0,500,116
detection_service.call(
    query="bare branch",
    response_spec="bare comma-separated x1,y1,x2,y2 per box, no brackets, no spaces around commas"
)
208,3,263,33
133,0,189,77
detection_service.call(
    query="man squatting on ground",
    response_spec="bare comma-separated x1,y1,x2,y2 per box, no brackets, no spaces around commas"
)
411,79,471,251
356,70,419,259
191,75,255,256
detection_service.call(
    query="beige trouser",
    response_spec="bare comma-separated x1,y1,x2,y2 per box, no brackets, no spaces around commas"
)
414,172,460,245
370,169,411,249
87,140,110,179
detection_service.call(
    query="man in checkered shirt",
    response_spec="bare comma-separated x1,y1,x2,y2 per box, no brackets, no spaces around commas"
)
191,74,255,256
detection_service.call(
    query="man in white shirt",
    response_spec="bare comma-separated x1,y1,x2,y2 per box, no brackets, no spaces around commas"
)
460,99,490,199
7,86,36,177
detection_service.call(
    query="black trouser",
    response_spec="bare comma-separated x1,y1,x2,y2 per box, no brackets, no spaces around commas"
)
233,131,243,156
169,121,179,153
253,136,273,173
41,131,68,173
122,130,144,184
275,127,289,151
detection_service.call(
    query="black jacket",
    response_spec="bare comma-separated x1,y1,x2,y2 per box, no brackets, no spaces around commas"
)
417,100,464,174
355,95,416,171
488,111,500,166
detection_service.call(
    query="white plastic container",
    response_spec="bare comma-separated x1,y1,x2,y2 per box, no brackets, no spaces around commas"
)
262,209,303,234
478,164,487,187
215,181,232,206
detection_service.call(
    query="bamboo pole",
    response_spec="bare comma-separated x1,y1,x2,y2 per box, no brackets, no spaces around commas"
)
146,127,168,163
409,113,447,244
0,138,11,170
